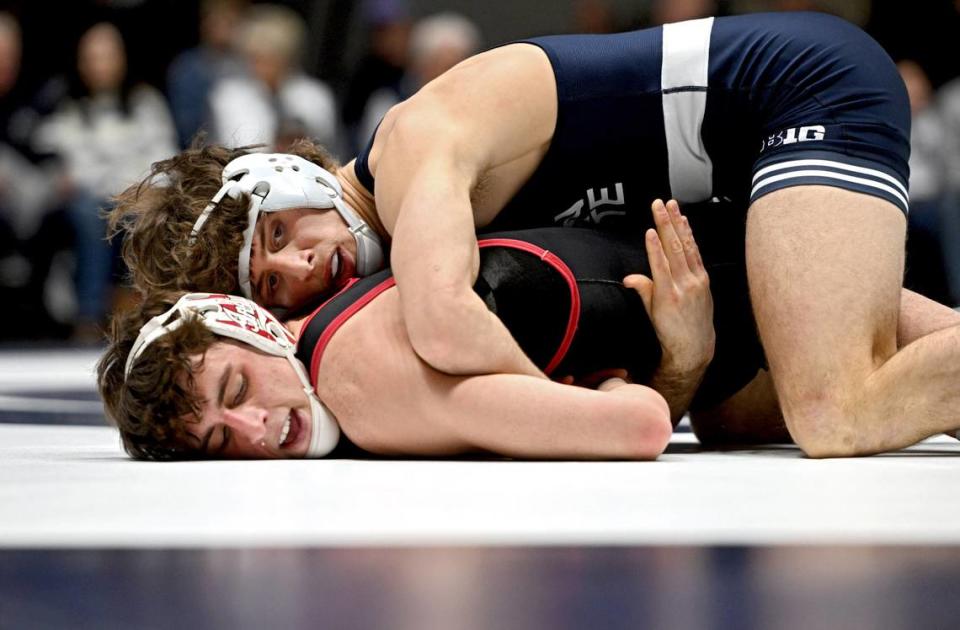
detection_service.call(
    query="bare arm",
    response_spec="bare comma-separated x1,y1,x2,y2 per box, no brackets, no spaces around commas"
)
372,45,557,377
314,288,672,459
431,371,671,460
624,200,715,424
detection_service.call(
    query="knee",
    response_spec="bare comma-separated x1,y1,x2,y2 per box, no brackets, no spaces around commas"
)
782,397,862,458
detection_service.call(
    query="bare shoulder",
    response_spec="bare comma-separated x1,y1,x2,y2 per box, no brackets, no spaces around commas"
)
373,43,555,150
368,42,557,207
313,287,470,455
413,42,553,124
438,42,553,85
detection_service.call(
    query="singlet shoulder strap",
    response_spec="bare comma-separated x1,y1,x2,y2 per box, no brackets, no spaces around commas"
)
295,269,395,384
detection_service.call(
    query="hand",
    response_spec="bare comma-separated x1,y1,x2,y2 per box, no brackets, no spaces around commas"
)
624,199,715,373
555,368,630,389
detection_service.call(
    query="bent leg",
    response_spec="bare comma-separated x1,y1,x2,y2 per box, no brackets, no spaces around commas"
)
747,186,960,456
693,288,960,446
691,369,790,445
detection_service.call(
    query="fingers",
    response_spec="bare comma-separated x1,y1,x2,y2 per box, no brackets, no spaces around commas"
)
651,199,689,276
678,215,705,274
580,368,629,389
596,376,629,392
642,226,673,291
623,271,654,315
652,198,709,282
556,369,630,390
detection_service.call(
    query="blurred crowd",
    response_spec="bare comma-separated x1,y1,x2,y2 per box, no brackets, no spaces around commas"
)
0,0,959,343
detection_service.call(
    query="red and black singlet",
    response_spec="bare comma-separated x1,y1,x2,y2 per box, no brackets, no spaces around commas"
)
295,222,764,412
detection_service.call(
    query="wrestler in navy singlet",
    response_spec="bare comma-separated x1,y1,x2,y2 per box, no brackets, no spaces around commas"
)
354,12,910,232
296,223,763,420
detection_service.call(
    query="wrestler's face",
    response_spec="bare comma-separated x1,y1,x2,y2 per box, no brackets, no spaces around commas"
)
249,208,357,313
185,341,314,459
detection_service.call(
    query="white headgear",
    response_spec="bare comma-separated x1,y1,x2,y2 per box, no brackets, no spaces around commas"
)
124,293,340,457
189,153,384,300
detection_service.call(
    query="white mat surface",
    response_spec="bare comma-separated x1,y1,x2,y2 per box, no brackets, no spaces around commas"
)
0,349,99,392
2,423,958,548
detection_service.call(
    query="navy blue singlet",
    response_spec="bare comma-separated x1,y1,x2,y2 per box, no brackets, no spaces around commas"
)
354,12,910,233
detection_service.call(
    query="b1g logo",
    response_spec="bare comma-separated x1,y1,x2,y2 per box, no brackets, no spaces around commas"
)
554,183,626,226
760,125,826,153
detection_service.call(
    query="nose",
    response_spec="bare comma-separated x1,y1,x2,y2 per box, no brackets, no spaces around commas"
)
222,406,268,446
271,248,315,282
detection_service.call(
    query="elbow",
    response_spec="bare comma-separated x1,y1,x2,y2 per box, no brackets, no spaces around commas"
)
405,296,474,374
624,392,673,460
408,327,465,374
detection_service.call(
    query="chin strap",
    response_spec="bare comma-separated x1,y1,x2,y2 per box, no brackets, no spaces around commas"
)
189,153,385,299
125,293,341,457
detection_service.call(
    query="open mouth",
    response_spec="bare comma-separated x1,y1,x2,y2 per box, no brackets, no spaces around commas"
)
330,247,355,290
279,409,304,450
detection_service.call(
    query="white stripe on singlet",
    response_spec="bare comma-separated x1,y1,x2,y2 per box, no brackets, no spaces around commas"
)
661,17,715,203
752,158,909,199
751,168,909,211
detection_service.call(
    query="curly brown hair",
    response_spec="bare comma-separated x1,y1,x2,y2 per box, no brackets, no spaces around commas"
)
109,138,339,298
97,290,218,460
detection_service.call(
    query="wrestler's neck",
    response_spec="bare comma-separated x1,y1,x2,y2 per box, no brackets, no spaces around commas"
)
337,160,387,240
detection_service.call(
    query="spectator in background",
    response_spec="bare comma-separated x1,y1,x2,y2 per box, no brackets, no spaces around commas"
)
572,0,617,34
934,66,960,305
897,59,953,305
0,12,76,338
359,12,481,145
341,0,411,154
730,0,870,26
34,22,177,339
649,0,717,25
0,11,50,248
167,0,246,149
208,4,339,152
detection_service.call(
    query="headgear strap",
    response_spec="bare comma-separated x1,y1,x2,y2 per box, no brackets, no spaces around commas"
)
124,293,340,457
189,153,384,299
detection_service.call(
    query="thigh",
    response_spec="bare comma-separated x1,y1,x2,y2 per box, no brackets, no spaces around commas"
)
691,369,791,445
746,186,906,416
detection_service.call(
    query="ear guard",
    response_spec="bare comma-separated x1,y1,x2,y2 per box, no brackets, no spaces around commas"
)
190,153,384,300
125,292,340,457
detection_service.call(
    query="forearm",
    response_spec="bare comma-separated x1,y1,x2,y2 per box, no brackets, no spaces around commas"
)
648,360,709,426
388,163,541,377
625,200,716,425
443,372,672,460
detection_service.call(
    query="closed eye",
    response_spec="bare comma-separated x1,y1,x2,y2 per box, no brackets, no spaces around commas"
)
232,373,247,408
216,426,231,454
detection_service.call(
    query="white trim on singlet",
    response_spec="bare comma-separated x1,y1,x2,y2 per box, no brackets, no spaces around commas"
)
751,169,910,211
752,159,909,199
661,17,715,203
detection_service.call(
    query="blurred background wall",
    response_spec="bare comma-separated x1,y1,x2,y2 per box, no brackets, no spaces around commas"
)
1,0,958,344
